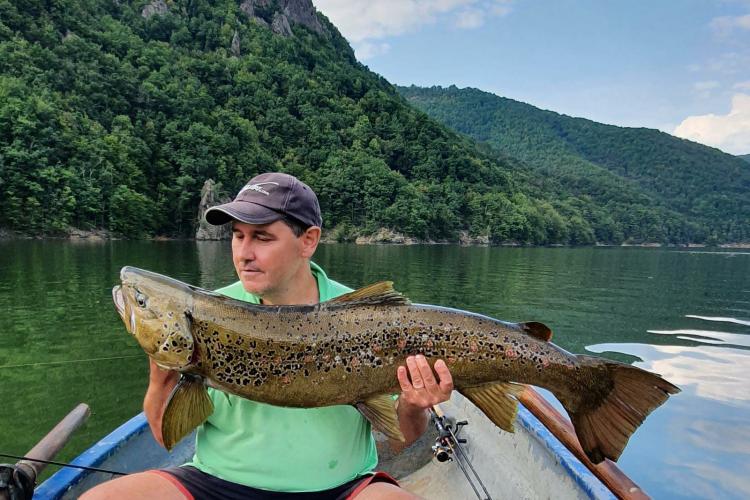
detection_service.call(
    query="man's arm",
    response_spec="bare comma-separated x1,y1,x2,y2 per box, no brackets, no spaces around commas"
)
143,359,179,448
391,355,454,451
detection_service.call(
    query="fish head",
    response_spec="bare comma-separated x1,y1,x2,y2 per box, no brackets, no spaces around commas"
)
113,266,196,370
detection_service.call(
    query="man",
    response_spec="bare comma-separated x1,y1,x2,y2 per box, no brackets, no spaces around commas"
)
84,173,454,499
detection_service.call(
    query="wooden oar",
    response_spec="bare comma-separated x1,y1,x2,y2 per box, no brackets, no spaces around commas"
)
518,386,648,500
2,403,91,499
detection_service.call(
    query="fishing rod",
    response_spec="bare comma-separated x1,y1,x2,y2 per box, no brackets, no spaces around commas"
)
429,405,492,500
0,454,127,476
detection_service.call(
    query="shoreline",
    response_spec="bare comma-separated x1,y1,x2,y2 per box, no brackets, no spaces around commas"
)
2,228,748,249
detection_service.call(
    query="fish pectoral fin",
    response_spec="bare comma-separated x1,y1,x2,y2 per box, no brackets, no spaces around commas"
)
326,282,410,308
459,382,523,433
356,394,405,442
161,375,214,451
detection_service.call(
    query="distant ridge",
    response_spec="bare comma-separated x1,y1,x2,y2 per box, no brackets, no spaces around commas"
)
1,0,746,244
739,154,750,163
399,85,750,244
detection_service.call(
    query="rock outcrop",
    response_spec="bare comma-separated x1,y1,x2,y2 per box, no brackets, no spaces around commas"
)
141,0,168,19
231,30,241,56
355,228,421,245
239,0,327,38
278,0,326,36
458,230,489,246
196,179,232,240
271,12,293,37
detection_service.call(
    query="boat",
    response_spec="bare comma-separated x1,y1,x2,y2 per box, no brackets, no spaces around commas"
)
33,389,637,499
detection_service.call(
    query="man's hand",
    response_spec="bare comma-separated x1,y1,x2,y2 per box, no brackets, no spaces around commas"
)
397,355,454,409
391,355,454,451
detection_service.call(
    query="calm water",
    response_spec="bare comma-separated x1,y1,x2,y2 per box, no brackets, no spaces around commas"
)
0,240,748,498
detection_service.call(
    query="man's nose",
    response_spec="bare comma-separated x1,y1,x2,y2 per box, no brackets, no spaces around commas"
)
235,238,256,260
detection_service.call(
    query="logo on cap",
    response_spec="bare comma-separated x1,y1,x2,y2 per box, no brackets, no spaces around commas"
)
238,182,279,196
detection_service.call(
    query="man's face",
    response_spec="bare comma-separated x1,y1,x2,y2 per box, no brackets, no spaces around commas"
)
231,220,307,299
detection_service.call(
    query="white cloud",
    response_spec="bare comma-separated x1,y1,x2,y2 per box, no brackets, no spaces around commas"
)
313,0,514,43
491,1,513,17
734,80,750,90
710,14,750,36
673,93,750,154
456,8,485,29
693,80,721,99
354,41,391,61
313,0,474,42
693,51,750,75
694,81,720,91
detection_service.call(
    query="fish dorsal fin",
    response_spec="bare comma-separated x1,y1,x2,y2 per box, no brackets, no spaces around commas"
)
520,321,553,342
326,281,411,308
162,375,214,451
459,382,523,433
356,394,405,442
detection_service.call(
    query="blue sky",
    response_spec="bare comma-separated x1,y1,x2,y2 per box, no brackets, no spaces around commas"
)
313,0,750,155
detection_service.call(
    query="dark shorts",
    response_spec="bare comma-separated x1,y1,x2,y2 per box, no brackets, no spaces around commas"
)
153,466,399,500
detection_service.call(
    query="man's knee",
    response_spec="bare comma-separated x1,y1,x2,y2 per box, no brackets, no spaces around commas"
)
79,471,188,499
353,481,422,500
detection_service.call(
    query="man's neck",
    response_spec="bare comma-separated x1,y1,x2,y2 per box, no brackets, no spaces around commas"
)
260,265,319,306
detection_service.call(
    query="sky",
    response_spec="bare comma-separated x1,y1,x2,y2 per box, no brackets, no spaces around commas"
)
312,0,750,155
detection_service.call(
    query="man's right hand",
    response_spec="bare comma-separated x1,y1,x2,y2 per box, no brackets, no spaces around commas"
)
144,359,179,447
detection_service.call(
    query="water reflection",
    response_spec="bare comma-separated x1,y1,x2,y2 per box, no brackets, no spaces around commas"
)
647,329,750,349
586,341,750,499
684,315,750,327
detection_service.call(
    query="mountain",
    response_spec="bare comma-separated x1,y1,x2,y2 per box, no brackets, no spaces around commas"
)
0,0,514,240
0,0,740,245
399,85,750,244
740,154,750,163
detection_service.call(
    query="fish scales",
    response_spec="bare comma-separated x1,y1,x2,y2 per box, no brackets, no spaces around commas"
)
114,266,680,463
187,299,582,409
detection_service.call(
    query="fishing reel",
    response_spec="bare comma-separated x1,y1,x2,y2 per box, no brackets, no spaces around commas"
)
429,406,492,500
431,417,468,463
0,463,34,500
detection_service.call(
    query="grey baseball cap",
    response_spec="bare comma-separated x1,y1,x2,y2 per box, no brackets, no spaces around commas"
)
205,172,322,228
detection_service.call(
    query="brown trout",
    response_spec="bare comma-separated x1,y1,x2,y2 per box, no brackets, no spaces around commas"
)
113,266,679,462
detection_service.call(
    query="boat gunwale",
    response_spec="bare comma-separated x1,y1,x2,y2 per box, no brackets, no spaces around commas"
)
36,405,615,499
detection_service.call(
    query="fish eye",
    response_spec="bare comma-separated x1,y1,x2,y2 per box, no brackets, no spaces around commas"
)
135,291,147,308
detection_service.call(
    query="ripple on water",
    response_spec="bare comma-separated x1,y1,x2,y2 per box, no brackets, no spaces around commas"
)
685,315,750,327
648,329,750,349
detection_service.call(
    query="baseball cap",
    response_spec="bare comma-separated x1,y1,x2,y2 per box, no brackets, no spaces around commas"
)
204,173,322,228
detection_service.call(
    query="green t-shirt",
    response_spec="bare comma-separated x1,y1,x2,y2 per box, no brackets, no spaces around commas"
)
187,262,378,492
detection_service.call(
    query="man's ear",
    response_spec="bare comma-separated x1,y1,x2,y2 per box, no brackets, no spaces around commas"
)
300,226,321,258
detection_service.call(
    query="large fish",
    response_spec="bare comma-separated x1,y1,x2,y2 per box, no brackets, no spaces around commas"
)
112,266,679,463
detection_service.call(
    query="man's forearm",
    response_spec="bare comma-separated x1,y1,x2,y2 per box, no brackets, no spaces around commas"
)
144,359,179,447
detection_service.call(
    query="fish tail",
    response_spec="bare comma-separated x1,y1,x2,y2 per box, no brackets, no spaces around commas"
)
563,355,680,464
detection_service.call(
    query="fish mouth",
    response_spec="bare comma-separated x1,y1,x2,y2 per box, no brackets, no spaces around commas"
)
112,285,125,317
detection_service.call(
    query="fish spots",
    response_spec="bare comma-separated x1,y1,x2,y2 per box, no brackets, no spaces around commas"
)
505,347,517,359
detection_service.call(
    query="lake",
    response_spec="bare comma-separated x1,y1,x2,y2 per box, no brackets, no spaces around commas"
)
0,240,748,498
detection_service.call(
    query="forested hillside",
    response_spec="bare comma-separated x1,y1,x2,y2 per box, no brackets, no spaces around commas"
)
399,85,750,244
0,0,738,244
740,154,750,163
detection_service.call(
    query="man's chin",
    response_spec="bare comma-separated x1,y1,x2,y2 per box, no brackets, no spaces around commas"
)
240,277,266,296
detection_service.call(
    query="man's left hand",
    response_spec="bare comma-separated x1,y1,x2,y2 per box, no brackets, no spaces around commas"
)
397,355,454,410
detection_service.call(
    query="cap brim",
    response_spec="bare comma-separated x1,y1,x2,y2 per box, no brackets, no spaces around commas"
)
204,201,282,226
